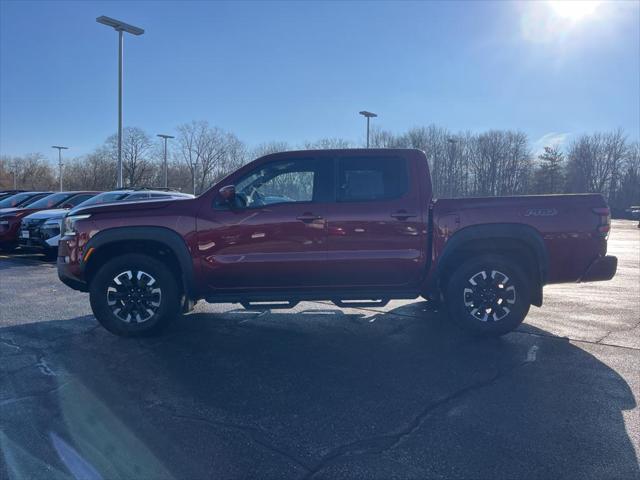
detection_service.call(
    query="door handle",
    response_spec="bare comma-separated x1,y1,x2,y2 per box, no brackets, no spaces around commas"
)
390,211,417,220
296,214,323,223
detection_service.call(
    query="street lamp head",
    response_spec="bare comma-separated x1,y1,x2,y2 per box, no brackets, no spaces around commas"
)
51,146,69,150
359,111,378,118
96,16,144,35
157,134,175,140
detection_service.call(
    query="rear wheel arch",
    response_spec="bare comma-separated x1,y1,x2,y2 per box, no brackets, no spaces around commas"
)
82,227,196,302
435,224,548,307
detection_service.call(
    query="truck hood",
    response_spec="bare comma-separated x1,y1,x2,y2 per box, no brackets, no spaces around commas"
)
71,197,194,217
23,208,68,221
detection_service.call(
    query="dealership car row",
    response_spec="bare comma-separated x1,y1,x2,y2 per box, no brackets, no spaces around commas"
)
0,189,194,258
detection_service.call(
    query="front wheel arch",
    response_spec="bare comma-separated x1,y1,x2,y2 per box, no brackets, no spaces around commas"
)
82,226,196,302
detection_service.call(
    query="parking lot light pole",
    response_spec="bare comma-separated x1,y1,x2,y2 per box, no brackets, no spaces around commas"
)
359,111,378,148
96,16,144,189
52,146,69,191
157,134,175,189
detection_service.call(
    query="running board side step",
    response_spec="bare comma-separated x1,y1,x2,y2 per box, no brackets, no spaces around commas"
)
240,301,299,310
332,299,389,308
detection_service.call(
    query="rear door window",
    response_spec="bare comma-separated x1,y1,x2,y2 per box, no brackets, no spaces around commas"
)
337,156,408,202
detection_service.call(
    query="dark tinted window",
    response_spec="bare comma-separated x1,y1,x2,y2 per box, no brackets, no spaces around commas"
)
75,192,131,208
27,193,74,209
66,194,95,207
337,157,408,202
0,192,39,208
126,192,151,200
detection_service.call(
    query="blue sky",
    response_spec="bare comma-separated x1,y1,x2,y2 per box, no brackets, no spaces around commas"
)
1,0,638,162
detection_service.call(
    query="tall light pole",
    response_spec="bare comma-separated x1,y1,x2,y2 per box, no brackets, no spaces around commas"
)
52,146,69,191
156,134,174,189
96,16,144,189
359,110,378,148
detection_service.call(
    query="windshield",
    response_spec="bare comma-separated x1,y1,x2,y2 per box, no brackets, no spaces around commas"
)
27,192,74,209
75,191,131,208
0,192,41,208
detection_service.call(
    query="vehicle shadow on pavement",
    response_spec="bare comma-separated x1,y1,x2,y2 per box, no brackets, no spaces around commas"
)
1,304,638,480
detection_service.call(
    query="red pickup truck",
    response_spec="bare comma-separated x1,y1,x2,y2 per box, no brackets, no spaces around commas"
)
57,149,617,337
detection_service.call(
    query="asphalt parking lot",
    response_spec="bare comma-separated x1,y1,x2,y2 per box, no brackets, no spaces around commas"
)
1,220,639,480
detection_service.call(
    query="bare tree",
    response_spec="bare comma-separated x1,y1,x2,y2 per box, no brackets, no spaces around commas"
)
105,127,154,187
252,141,291,159
175,122,248,194
303,137,353,149
369,127,401,148
176,121,209,194
566,130,627,198
63,147,117,191
470,130,531,196
1,154,56,190
611,141,640,213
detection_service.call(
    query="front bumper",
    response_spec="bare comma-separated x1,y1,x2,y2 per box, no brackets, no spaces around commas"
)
0,222,20,246
57,255,88,292
579,255,618,282
18,222,59,250
57,237,89,292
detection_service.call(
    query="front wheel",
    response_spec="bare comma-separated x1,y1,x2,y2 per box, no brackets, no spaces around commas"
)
445,254,531,337
89,253,181,337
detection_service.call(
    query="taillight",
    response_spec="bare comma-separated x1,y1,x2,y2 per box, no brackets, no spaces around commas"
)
593,207,611,237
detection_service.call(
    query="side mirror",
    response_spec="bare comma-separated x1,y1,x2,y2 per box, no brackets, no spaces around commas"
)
219,185,236,202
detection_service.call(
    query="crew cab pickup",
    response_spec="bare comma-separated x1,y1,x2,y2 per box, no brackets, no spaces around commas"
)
57,149,617,337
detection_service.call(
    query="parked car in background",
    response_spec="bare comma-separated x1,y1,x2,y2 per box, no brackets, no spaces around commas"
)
624,206,640,221
19,189,193,258
0,191,52,212
0,190,26,201
0,191,98,251
57,149,617,338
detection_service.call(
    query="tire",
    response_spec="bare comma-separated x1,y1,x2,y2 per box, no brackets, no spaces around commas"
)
0,243,18,253
43,247,57,261
89,253,181,337
445,254,531,337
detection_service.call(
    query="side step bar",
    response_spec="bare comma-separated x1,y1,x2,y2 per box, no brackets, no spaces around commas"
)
332,299,389,308
241,301,299,310
239,298,390,311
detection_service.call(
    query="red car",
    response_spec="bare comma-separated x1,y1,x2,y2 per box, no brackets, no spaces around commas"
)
0,191,98,251
58,149,616,337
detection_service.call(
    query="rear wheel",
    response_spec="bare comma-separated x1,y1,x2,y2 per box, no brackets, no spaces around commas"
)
445,254,531,337
89,253,180,337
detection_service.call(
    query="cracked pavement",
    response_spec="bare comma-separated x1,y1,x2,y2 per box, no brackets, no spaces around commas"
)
1,220,639,479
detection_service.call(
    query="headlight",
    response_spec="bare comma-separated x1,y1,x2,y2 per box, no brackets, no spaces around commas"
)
62,214,91,236
0,220,8,226
0,216,15,226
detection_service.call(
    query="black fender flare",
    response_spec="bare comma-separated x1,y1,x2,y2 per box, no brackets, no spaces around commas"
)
434,223,548,305
82,226,196,299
